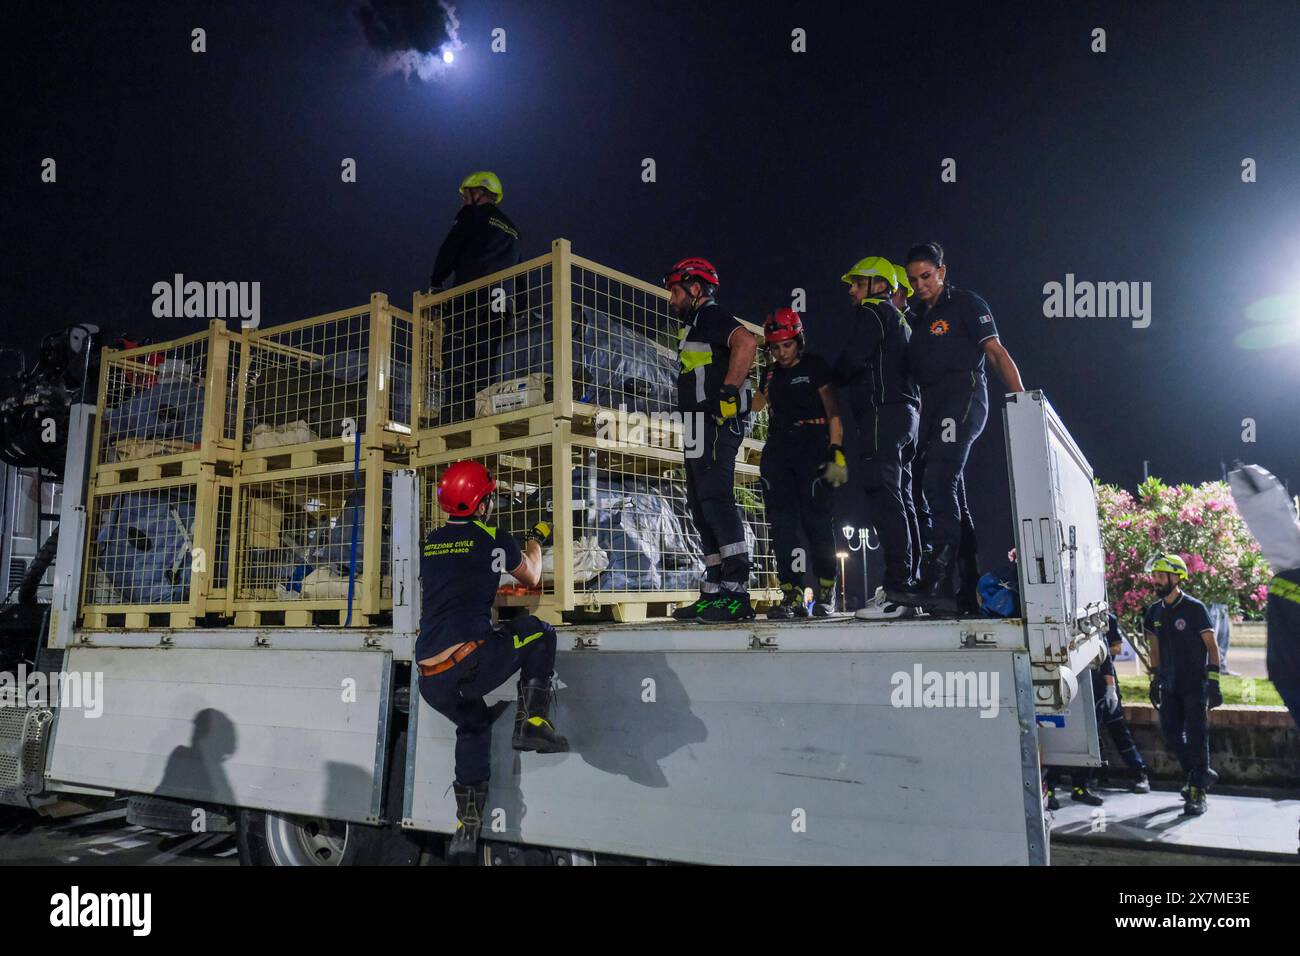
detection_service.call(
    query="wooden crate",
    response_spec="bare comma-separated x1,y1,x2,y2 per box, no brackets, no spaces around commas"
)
80,468,234,629
238,293,415,468
228,452,396,627
91,321,242,483
416,420,780,625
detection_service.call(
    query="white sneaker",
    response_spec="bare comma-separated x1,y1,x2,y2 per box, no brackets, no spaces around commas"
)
855,588,916,620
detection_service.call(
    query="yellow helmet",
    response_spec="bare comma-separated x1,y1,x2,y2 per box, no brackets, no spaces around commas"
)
459,171,503,204
893,263,913,297
1145,553,1189,579
841,256,898,291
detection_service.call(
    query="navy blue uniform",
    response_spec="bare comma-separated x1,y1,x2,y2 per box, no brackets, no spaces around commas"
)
1096,613,1148,777
1266,568,1300,727
677,300,751,594
909,284,998,604
430,203,522,289
835,299,921,590
1144,592,1215,789
416,518,557,785
760,354,836,589
430,203,523,425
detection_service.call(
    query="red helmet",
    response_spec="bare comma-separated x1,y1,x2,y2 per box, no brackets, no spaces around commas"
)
437,460,497,516
662,257,719,293
763,308,804,345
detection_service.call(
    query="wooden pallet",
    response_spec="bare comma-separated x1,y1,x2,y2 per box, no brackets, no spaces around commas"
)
92,453,236,486
239,433,409,475
416,405,559,456
497,588,784,625
80,609,226,630
230,607,389,628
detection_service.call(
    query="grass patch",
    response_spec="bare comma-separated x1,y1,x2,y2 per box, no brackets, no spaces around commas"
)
1117,674,1282,707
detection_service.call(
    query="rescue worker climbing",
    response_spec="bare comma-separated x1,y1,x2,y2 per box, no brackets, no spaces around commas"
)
832,256,921,619
752,308,847,618
429,171,523,424
416,459,566,865
892,242,1024,617
663,257,759,624
1143,553,1221,816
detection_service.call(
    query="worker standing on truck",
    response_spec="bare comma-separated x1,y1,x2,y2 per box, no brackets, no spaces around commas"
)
416,459,566,865
663,257,759,624
429,172,523,424
753,308,847,618
833,257,921,619
1143,554,1221,816
892,242,1024,617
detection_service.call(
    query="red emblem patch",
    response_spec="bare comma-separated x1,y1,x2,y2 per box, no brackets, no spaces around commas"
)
930,319,950,336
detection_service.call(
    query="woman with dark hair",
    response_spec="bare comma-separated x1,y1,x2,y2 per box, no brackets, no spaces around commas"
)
893,242,1025,617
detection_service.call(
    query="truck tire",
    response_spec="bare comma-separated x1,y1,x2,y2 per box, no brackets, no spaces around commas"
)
127,795,236,834
236,731,420,866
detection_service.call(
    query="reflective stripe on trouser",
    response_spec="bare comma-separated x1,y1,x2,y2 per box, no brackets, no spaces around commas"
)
1157,689,1212,789
685,416,749,589
861,403,920,591
417,614,557,785
760,424,837,588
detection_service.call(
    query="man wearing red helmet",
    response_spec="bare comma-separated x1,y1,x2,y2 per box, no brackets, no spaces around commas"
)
416,458,565,864
663,257,759,624
754,308,846,618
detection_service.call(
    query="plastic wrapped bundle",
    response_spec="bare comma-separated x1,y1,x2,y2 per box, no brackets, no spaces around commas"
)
102,380,206,445
94,491,196,604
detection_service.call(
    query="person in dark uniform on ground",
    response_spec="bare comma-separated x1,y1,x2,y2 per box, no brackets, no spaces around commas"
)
663,257,759,624
893,242,1024,617
1047,613,1152,808
416,459,566,865
833,257,921,619
753,308,847,618
429,171,523,424
1143,553,1222,816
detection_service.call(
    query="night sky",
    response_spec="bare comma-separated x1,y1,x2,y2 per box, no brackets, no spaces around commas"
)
7,1,1299,593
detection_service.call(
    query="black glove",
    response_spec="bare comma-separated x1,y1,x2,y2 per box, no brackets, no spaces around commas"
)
1148,673,1164,709
714,383,740,422
1206,666,1224,709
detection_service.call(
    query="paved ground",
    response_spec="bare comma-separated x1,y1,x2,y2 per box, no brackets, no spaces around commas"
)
0,802,238,866
1116,646,1267,679
1048,782,1300,861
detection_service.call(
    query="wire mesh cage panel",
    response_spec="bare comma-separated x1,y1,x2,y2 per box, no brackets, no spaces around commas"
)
240,294,412,466
230,454,394,627
417,425,779,623
415,255,555,432
419,437,561,607
93,322,241,475
80,470,233,628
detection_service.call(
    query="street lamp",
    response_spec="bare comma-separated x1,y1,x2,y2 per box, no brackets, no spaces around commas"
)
842,525,878,609
836,552,848,611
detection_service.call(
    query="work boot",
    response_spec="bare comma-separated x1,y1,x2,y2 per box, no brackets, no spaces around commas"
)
1071,786,1104,807
1132,773,1151,794
766,586,801,620
811,579,836,617
856,586,916,620
512,677,569,753
1184,786,1207,816
892,550,940,608
672,593,714,621
448,782,488,866
918,544,959,617
1046,787,1060,812
698,592,756,624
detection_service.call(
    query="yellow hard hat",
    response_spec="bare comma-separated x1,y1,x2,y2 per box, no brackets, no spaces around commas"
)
893,263,913,296
459,171,503,204
841,256,898,291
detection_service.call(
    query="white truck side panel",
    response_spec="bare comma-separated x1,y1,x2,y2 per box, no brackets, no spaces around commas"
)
406,636,1044,865
45,647,392,823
